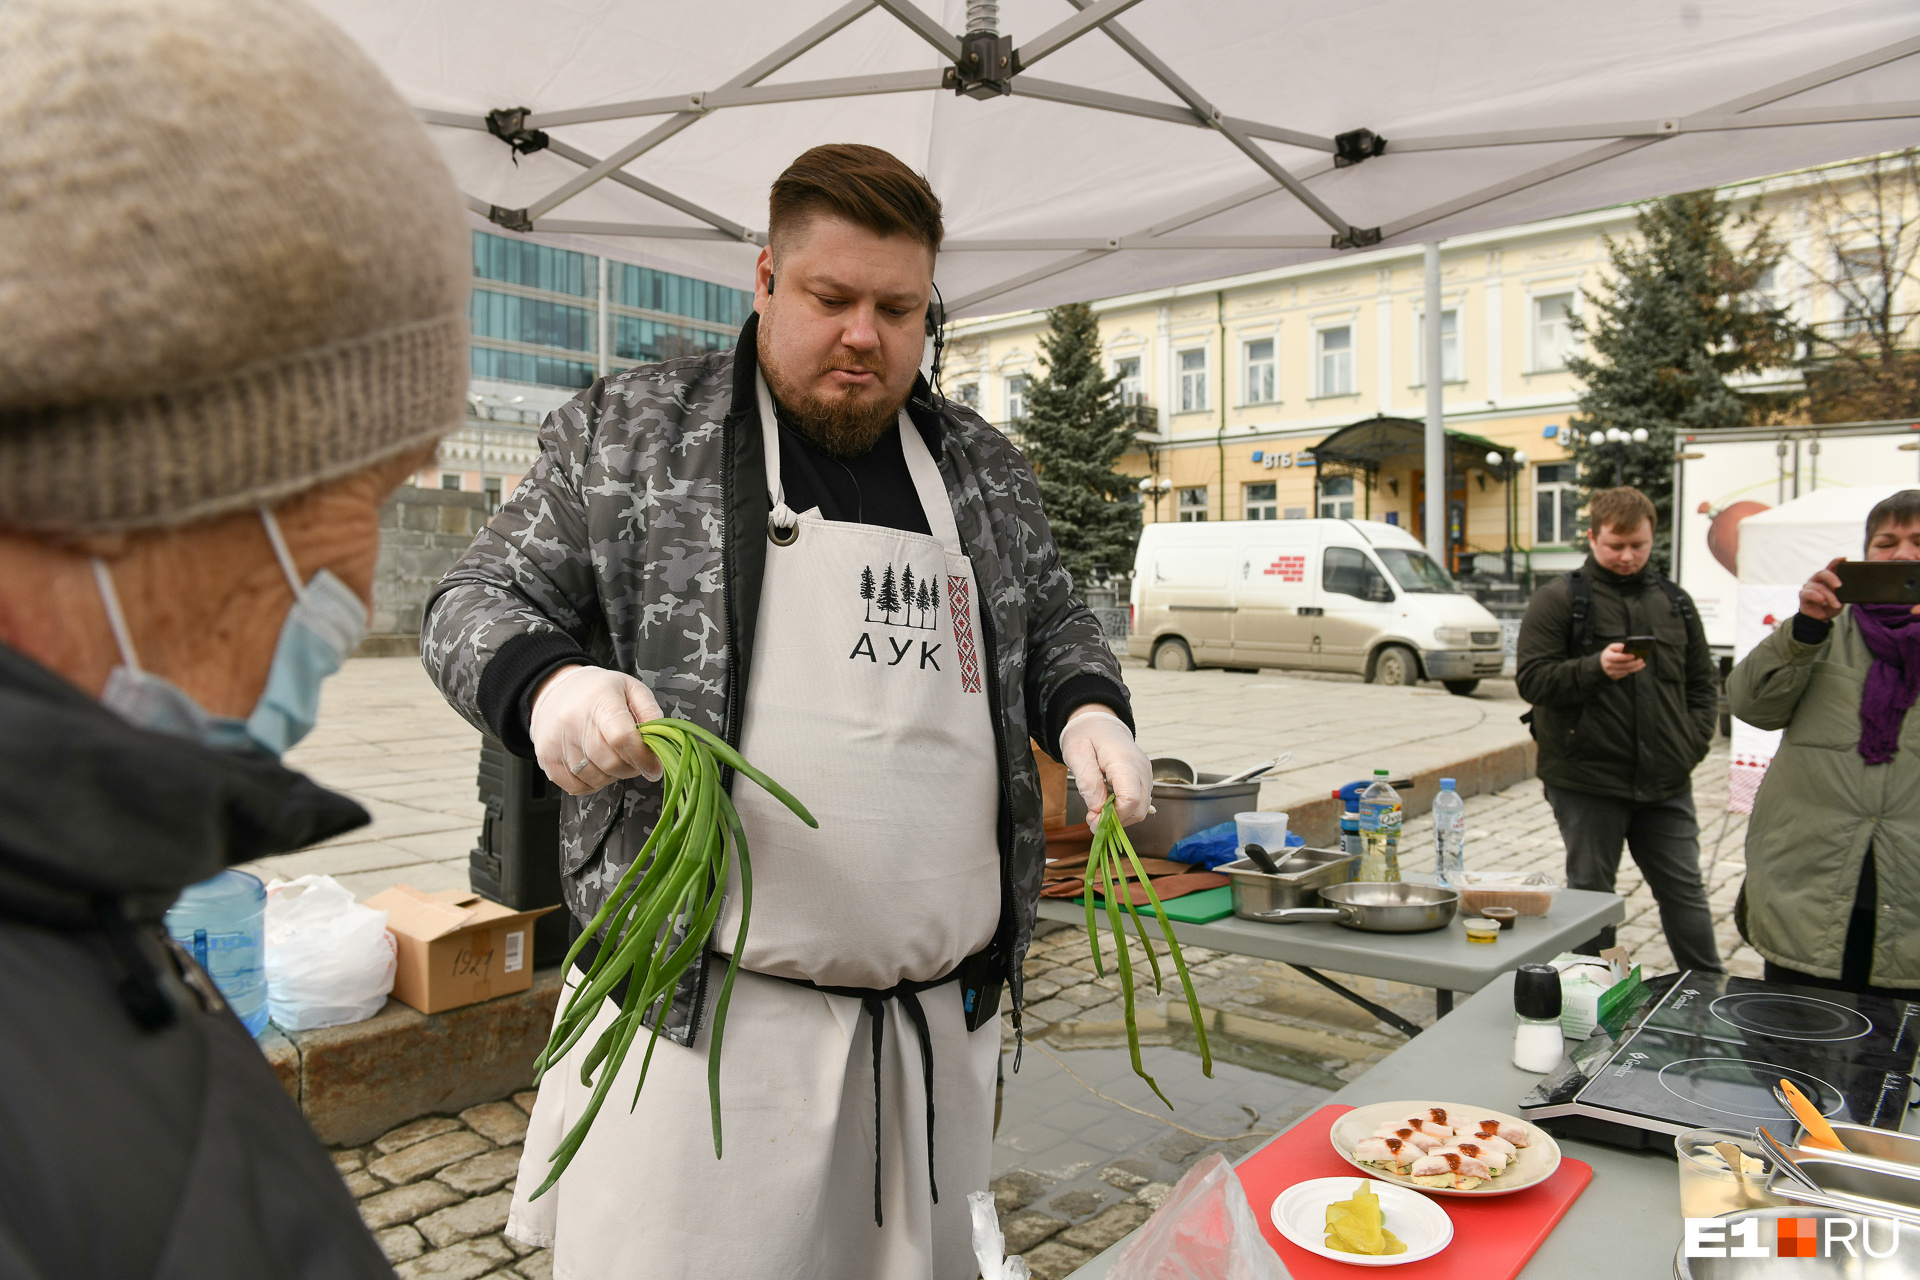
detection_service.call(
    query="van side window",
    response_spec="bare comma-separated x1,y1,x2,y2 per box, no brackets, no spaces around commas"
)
1323,547,1393,602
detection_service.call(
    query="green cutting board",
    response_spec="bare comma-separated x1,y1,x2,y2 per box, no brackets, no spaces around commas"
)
1073,885,1233,925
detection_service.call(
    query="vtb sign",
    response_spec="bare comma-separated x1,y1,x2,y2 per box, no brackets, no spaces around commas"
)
1685,1216,1902,1259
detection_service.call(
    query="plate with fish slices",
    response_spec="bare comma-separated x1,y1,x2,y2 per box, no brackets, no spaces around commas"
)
1328,1100,1561,1197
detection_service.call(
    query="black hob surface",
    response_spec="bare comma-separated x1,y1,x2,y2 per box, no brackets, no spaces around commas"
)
1523,972,1919,1147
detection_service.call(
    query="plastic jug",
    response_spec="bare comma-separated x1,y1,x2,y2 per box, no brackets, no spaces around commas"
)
1432,777,1466,889
1356,770,1403,883
165,869,269,1035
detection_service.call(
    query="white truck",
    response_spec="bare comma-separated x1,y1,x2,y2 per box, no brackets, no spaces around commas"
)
1128,518,1506,694
1674,419,1920,656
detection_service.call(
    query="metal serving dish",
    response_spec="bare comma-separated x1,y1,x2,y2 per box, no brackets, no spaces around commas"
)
1766,1148,1920,1228
1064,770,1266,858
1796,1123,1920,1172
1675,1207,1920,1278
1225,847,1356,921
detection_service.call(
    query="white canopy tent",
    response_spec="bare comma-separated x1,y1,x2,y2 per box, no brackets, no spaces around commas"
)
314,0,1920,555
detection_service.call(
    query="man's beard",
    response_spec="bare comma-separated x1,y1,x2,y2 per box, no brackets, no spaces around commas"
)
762,352,906,460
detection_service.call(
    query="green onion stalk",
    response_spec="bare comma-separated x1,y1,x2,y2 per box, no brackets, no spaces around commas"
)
1082,798,1213,1106
528,718,815,1199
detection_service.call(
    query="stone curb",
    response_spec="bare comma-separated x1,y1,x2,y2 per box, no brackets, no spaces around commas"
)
1256,734,1538,848
262,969,562,1147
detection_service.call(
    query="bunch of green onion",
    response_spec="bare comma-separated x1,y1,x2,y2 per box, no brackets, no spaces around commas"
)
529,718,815,1198
1082,798,1213,1105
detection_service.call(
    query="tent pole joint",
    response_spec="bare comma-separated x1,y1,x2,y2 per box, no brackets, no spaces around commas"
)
1331,225,1383,250
1333,127,1387,167
486,107,551,157
946,30,1015,98
489,205,535,234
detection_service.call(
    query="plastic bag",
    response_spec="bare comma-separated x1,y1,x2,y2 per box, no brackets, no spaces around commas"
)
969,1190,1033,1280
1169,821,1304,871
263,875,396,1031
1108,1154,1289,1280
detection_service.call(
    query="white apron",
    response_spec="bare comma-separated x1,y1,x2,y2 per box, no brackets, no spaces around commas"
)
507,372,1004,1280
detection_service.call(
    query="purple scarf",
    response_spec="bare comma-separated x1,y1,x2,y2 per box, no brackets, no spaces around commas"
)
1855,602,1920,764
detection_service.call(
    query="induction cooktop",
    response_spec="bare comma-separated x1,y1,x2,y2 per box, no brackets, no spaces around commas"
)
1520,972,1919,1151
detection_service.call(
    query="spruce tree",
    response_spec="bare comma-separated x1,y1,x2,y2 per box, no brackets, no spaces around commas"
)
1566,191,1796,573
1018,301,1142,587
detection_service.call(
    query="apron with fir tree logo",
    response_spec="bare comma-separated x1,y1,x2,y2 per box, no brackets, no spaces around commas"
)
506,369,1003,1280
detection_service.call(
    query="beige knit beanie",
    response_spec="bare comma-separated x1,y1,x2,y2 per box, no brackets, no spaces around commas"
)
0,0,471,532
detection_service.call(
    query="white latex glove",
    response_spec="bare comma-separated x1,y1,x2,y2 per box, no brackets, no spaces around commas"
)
1058,706,1153,829
529,664,665,796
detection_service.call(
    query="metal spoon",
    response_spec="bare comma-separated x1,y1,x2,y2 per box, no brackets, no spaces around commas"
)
1190,753,1292,789
1756,1125,1824,1194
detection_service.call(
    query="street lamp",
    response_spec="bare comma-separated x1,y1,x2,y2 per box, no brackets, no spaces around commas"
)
1485,449,1528,581
1140,475,1172,521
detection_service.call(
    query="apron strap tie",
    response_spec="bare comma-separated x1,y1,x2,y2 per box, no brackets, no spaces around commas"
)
729,956,963,1229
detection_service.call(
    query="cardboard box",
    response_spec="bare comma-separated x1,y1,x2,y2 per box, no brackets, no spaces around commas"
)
364,884,559,1015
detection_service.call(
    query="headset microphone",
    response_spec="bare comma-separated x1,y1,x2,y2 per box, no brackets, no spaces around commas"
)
927,280,948,404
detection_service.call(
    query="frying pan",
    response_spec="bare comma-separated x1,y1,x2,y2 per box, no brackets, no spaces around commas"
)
1253,881,1458,933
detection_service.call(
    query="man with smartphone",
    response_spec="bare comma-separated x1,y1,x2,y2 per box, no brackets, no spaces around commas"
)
1517,487,1723,973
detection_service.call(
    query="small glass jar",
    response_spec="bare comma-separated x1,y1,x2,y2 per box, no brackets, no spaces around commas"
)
1463,917,1500,944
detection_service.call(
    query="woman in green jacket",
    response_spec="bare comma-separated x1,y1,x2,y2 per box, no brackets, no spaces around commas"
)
1728,489,1920,998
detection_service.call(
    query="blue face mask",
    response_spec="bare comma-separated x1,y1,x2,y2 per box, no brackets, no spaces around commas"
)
94,507,368,757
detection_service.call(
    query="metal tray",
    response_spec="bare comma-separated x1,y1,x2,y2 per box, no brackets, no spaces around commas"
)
1795,1122,1920,1171
1064,770,1266,858
1224,847,1356,921
1766,1148,1920,1227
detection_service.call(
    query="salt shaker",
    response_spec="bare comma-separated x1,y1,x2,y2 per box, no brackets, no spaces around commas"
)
1512,964,1564,1074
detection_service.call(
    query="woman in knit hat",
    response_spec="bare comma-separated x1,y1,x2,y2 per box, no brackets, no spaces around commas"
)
0,0,469,1273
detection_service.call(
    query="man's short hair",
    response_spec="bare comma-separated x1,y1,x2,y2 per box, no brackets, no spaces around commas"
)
1865,489,1920,549
768,144,943,263
1588,487,1656,537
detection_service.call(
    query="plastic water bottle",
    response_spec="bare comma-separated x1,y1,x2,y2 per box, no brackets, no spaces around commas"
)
1433,777,1466,889
1357,769,1403,883
164,869,269,1035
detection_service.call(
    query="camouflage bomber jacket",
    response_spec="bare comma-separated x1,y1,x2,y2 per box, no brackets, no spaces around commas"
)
421,314,1127,1047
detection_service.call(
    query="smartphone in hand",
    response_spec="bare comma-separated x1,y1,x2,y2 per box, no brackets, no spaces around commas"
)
1621,635,1655,660
1834,561,1920,605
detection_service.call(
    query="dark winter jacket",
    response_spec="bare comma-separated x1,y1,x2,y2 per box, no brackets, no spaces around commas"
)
420,313,1129,1047
0,643,392,1280
1516,556,1717,802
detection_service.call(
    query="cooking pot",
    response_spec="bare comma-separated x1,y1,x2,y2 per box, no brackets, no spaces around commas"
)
1253,881,1458,933
1225,848,1357,920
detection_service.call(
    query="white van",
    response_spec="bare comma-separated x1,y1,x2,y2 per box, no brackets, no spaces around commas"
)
1128,518,1505,694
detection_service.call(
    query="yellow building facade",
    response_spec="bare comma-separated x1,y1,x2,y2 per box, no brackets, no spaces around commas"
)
939,165,1853,576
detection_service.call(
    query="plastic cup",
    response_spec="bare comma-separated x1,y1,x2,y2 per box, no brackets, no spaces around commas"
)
1674,1129,1783,1219
1235,811,1290,855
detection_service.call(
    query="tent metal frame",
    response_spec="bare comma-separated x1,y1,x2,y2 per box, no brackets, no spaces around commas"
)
422,1,1920,313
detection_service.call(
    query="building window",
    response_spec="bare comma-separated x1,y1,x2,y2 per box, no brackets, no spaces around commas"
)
1005,374,1030,422
1113,356,1143,404
1532,293,1577,370
613,261,754,327
1316,326,1354,396
956,382,980,411
613,315,730,363
1318,474,1355,519
440,473,462,490
468,290,596,352
483,479,502,512
1838,248,1887,336
1244,482,1278,520
1535,462,1581,544
1177,486,1209,522
1178,348,1208,413
1415,309,1460,384
469,346,597,389
1243,338,1276,404
471,231,595,298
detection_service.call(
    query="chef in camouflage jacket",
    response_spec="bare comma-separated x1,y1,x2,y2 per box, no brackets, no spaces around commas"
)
424,145,1149,1278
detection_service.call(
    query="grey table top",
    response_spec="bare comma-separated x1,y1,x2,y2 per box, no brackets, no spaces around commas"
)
1066,971,1920,1278
1034,886,1625,993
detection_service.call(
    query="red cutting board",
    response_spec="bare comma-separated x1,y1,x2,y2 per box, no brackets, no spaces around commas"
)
1236,1104,1592,1280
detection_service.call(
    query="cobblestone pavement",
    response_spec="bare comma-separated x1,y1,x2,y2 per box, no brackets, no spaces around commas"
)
331,1094,549,1279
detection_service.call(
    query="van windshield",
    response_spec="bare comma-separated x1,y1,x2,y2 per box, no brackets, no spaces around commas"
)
1375,549,1459,594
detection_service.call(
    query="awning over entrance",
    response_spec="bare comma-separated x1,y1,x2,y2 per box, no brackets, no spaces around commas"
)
1309,415,1502,486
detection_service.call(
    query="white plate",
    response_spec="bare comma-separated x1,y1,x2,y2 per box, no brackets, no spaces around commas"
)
1329,1099,1562,1198
1270,1176,1454,1266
